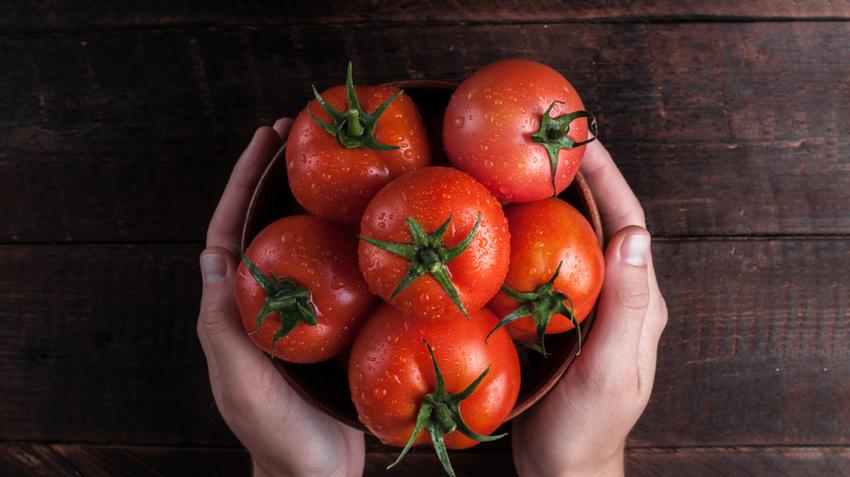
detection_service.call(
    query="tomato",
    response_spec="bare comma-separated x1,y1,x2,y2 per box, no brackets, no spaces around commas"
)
488,198,604,353
235,215,377,363
349,304,520,474
286,63,431,224
443,59,596,203
358,166,510,320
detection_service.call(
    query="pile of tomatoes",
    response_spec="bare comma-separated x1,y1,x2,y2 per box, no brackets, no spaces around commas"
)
235,59,605,476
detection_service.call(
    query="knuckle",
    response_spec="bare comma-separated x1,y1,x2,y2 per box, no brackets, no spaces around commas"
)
657,298,669,328
198,306,234,338
216,385,249,417
617,284,650,312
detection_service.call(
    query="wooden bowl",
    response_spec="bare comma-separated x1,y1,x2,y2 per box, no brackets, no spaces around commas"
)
241,80,604,431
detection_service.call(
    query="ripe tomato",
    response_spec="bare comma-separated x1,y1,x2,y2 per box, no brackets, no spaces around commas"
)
488,198,604,353
358,166,510,320
286,64,431,224
235,215,377,363
443,59,596,203
349,304,520,475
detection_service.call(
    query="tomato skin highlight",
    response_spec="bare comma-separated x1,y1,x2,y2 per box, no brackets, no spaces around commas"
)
358,166,510,320
489,198,604,338
235,215,378,363
348,304,520,449
286,84,431,225
443,59,590,202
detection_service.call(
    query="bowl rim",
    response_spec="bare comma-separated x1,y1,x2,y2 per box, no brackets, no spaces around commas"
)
241,79,604,431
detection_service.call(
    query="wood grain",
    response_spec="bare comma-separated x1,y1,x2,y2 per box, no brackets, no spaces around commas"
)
3,444,850,476
2,22,849,242
3,0,850,34
0,239,846,447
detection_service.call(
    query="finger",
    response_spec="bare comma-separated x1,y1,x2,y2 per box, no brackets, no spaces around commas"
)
207,127,282,252
197,246,267,380
583,226,651,373
273,117,293,140
580,140,646,235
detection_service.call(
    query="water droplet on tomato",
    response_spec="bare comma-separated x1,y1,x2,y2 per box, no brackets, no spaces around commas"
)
310,183,321,194
331,276,346,290
454,116,465,127
280,231,294,243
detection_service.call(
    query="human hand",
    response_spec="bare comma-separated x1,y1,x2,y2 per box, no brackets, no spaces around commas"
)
197,119,365,477
512,140,668,477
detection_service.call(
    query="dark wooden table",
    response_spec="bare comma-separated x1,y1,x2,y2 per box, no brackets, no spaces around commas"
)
2,2,849,475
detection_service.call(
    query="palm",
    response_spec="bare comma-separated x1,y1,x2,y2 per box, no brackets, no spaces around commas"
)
221,351,363,477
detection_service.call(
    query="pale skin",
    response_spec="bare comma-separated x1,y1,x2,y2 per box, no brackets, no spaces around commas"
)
198,120,667,477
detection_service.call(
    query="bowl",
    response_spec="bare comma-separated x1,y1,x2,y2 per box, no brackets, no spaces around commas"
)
241,80,604,431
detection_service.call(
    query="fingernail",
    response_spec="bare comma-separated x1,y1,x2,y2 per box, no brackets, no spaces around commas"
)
621,233,649,267
201,253,228,284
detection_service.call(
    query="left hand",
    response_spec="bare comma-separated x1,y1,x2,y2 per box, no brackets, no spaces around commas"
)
197,119,365,477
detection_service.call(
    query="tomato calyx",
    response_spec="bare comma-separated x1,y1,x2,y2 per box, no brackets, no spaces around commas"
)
487,262,581,357
359,212,482,318
530,101,599,196
240,251,318,357
388,340,506,477
307,62,402,151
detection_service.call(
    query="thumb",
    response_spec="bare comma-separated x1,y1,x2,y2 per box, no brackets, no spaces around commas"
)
197,246,263,378
198,247,242,340
584,226,651,368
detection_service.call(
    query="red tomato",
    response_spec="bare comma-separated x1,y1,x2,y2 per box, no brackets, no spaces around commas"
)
358,166,510,320
286,64,430,224
349,304,520,474
235,215,377,363
488,198,604,352
443,59,596,203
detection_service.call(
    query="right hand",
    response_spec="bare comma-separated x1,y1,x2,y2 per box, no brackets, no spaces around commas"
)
512,140,668,477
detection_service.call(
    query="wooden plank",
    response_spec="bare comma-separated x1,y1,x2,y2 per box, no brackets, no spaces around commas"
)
626,447,850,476
0,444,80,476
2,0,850,33
4,444,850,476
2,22,849,242
0,244,236,446
0,239,847,446
51,444,248,477
634,238,850,446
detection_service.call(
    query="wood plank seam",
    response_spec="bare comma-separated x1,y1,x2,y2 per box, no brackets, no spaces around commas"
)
4,16,850,39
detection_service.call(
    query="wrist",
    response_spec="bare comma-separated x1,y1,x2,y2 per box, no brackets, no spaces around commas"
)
560,443,624,477
251,456,362,477
516,441,625,477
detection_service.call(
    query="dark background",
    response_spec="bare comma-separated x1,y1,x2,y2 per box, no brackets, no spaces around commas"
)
2,1,849,475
